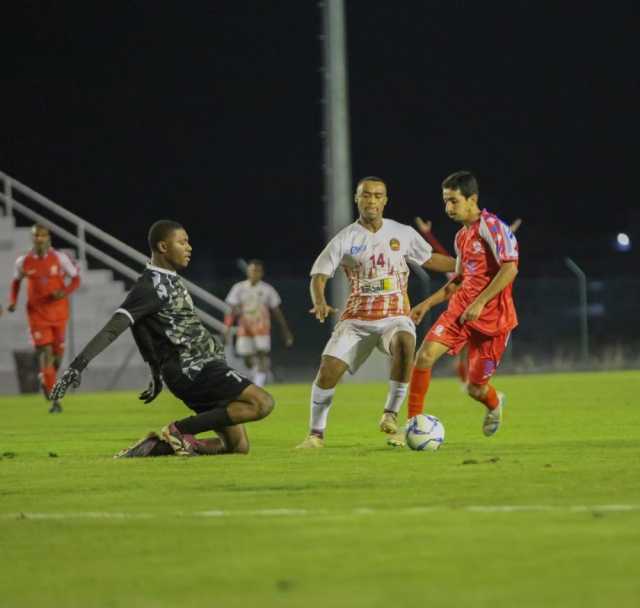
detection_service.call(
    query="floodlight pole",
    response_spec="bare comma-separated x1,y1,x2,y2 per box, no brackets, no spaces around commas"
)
320,0,352,320
564,257,589,363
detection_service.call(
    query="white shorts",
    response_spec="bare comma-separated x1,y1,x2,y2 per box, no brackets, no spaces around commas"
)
322,316,416,374
236,335,271,356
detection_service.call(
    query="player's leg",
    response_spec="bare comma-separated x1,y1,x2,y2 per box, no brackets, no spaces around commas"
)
200,424,250,455
465,331,510,436
454,345,469,386
297,320,376,448
47,322,68,412
378,318,416,436
236,335,257,381
253,335,272,387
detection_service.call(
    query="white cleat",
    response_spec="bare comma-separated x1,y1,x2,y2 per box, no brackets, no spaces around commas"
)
379,411,399,435
295,434,324,449
482,392,505,437
386,431,406,448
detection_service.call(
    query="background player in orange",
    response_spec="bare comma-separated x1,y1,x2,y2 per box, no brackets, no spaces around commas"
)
224,260,293,387
7,224,80,413
414,215,522,387
296,176,455,448
408,171,519,437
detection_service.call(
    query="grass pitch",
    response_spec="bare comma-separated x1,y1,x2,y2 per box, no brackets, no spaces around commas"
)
1,370,639,608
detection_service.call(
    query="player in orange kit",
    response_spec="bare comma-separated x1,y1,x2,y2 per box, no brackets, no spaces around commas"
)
408,171,518,437
7,224,80,412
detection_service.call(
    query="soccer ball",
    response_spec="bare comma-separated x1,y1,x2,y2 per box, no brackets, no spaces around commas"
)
405,414,445,451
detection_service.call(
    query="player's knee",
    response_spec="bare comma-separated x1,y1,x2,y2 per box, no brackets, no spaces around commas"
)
255,390,275,419
466,383,486,400
393,333,415,361
230,437,250,454
415,347,436,369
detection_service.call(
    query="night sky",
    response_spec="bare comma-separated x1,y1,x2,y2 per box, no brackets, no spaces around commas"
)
3,1,638,280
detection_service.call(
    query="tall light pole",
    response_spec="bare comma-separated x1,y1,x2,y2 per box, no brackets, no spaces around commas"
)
320,0,352,317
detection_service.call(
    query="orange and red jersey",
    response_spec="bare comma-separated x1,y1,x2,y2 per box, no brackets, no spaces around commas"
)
10,248,80,323
447,209,518,336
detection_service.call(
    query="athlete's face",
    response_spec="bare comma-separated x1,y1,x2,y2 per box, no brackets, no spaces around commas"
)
355,180,388,222
161,229,192,270
32,227,51,255
443,188,478,224
246,263,264,284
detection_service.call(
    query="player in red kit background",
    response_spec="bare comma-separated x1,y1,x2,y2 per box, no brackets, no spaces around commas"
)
408,171,518,437
7,224,80,412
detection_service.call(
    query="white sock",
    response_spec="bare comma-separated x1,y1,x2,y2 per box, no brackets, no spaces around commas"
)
383,380,408,415
254,371,267,387
309,383,335,436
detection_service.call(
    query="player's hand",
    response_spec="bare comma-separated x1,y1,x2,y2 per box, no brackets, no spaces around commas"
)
309,302,338,323
138,373,162,404
460,301,485,324
50,368,81,401
7,304,16,313
410,301,431,325
415,217,432,234
50,290,66,301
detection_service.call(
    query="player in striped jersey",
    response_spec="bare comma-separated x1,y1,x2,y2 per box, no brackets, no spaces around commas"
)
296,177,456,448
408,171,519,437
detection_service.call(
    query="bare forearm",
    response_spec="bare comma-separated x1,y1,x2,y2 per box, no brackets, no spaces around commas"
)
423,253,456,273
474,263,518,306
310,274,328,306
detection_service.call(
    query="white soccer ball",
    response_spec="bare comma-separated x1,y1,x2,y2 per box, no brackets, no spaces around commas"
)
405,414,445,451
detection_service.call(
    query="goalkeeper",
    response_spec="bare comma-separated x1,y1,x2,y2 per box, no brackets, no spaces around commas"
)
51,220,275,458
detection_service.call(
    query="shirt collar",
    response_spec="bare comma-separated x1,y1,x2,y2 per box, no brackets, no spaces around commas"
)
146,262,177,276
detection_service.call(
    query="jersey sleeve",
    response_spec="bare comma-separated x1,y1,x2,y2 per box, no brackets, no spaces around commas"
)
266,284,282,309
55,250,80,278
406,226,433,266
115,278,164,324
310,233,344,278
225,283,241,306
479,213,519,264
13,255,26,280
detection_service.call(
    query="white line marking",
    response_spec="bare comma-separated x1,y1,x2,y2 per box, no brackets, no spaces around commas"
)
2,505,640,521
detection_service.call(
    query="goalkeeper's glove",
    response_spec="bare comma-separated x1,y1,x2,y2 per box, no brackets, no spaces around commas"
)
138,372,163,404
50,368,81,401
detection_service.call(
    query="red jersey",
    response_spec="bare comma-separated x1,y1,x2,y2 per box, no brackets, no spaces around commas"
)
10,248,80,323
447,209,518,336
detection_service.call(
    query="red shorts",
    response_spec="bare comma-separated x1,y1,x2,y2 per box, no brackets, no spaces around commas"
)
426,310,511,385
28,318,68,354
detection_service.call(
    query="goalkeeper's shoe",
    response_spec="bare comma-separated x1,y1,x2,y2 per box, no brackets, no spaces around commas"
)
161,422,199,456
114,432,174,459
295,434,324,449
48,401,63,414
379,411,399,434
482,392,505,437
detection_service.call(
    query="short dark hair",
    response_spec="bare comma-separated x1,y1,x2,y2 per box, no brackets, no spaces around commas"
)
247,259,264,268
31,223,49,234
442,171,478,198
356,175,386,190
147,220,183,252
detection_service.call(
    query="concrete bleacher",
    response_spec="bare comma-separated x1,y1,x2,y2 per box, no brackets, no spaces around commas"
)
0,215,147,395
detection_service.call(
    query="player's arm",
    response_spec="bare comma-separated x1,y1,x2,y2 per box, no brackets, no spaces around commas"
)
460,261,518,323
422,252,456,274
309,274,338,323
410,277,461,325
131,323,163,404
51,252,81,300
7,278,21,312
271,305,294,347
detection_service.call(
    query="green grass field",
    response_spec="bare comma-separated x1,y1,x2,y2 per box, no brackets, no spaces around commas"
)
1,370,639,608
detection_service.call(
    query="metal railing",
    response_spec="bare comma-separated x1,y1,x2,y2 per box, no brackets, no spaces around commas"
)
0,170,229,333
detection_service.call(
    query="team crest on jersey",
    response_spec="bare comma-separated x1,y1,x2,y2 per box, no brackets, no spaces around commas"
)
389,238,400,251
472,241,482,253
434,324,444,336
350,244,366,255
49,265,58,275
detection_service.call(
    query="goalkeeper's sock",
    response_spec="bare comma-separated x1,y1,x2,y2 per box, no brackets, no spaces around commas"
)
41,365,57,399
176,408,234,435
383,380,408,414
408,367,431,418
473,384,500,410
309,383,335,438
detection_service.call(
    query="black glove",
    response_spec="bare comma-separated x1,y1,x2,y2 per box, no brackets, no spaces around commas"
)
50,368,81,401
138,372,163,404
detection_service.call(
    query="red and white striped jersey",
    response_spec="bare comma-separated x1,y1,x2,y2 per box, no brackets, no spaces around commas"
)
311,219,432,321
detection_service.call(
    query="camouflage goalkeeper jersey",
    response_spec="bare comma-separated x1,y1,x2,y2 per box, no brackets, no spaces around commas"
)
116,263,224,380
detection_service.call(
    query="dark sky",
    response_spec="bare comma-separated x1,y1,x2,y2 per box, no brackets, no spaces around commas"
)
3,1,638,279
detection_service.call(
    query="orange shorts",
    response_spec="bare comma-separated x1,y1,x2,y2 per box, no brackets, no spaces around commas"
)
426,310,511,385
28,319,68,354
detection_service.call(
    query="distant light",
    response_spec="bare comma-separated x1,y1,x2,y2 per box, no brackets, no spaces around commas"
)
614,232,631,252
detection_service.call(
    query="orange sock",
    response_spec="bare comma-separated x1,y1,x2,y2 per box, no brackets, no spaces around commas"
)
42,365,57,398
478,384,499,410
408,367,431,418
